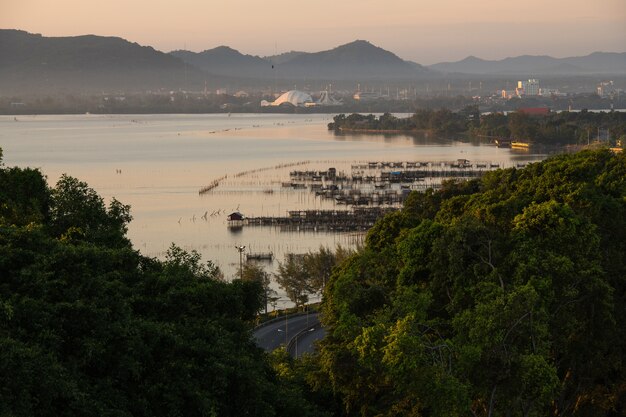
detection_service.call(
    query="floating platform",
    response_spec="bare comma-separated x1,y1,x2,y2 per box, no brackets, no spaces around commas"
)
241,208,397,232
246,252,274,261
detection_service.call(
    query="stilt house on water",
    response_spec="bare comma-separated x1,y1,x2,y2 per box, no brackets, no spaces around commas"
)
227,212,245,221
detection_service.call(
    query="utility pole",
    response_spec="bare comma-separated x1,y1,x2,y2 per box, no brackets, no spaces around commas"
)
235,245,245,279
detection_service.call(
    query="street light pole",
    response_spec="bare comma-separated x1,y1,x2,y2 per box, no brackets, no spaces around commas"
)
235,245,246,279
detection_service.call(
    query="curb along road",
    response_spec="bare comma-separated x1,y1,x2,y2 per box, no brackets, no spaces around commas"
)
253,312,323,356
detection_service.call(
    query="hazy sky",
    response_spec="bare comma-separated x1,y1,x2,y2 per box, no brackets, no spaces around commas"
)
2,0,625,64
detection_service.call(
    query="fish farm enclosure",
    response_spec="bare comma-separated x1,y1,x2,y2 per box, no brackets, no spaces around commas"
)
201,158,523,233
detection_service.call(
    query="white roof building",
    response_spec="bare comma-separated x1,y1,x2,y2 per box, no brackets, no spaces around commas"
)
261,90,313,107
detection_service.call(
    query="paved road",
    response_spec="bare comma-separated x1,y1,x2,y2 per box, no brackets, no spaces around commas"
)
288,326,326,358
253,312,321,353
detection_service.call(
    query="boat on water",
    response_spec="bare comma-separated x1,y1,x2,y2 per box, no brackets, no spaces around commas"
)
494,138,511,148
511,141,530,149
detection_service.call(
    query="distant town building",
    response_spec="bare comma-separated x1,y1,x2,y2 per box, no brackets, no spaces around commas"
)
539,88,564,97
517,107,550,116
353,91,381,101
261,90,341,107
501,89,516,99
597,81,616,98
261,90,313,107
516,79,540,96
317,90,342,106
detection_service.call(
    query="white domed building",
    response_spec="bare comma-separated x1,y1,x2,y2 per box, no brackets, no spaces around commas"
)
261,90,314,107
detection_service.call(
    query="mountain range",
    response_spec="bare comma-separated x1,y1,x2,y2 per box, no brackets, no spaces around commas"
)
0,29,214,94
0,29,624,95
171,40,429,80
170,46,274,79
429,52,626,75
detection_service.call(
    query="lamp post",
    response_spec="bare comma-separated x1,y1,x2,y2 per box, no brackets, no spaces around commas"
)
235,245,245,279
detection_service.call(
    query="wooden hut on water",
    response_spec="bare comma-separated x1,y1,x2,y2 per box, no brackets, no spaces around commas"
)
227,212,245,221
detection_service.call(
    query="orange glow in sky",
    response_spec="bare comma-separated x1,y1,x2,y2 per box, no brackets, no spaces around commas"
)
2,0,625,63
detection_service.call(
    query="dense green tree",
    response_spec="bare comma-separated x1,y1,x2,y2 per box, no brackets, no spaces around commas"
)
508,111,539,140
242,262,276,314
0,166,50,225
0,150,328,417
269,348,338,417
330,110,626,146
318,149,626,417
275,253,313,308
274,247,353,309
49,174,132,248
303,245,350,293
329,110,468,134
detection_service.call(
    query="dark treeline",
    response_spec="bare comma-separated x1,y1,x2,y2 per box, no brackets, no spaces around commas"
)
244,150,626,416
314,149,626,416
0,148,330,417
328,108,475,134
329,109,626,145
2,146,625,416
473,109,626,144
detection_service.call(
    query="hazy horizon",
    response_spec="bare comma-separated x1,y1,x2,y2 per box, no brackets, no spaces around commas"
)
2,0,625,65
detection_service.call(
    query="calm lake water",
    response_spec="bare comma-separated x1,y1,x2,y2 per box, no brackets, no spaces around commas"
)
1,113,548,305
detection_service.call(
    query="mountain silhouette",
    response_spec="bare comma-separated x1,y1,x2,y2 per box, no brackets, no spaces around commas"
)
0,29,213,94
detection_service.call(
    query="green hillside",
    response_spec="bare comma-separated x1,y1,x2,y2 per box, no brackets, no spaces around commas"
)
0,148,328,417
318,149,626,416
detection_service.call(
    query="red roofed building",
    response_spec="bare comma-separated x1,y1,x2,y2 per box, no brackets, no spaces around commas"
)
517,107,550,116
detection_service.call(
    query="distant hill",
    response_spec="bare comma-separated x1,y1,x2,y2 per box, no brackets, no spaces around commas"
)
264,51,306,65
170,46,274,78
0,29,214,94
173,40,430,81
4,29,622,96
429,52,626,75
278,40,430,79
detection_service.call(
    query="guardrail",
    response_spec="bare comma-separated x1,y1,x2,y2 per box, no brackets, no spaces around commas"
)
286,321,322,358
253,311,323,357
253,311,314,331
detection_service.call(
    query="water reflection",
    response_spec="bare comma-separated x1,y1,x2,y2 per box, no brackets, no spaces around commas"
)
330,128,491,148
227,225,244,234
1,113,549,298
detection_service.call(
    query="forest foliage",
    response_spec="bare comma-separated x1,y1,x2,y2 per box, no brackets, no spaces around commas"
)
328,109,626,145
0,149,329,417
316,149,626,416
2,147,625,416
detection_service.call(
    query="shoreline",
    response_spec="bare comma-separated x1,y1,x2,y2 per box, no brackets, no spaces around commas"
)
335,127,442,134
